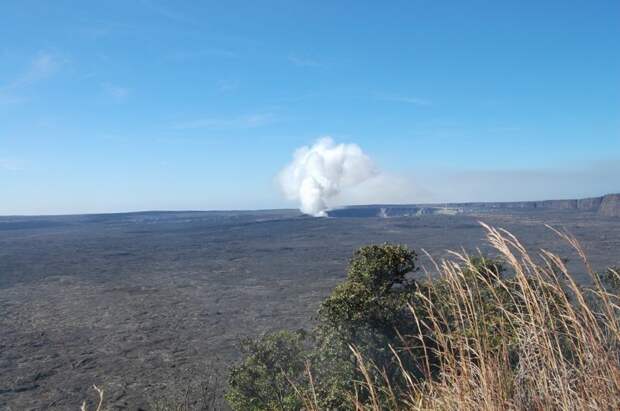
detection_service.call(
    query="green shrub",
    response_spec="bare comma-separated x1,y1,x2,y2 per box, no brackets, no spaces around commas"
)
312,244,420,409
318,244,418,336
224,244,421,410
225,330,309,411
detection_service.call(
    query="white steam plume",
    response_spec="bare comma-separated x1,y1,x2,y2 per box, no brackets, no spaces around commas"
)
278,137,378,216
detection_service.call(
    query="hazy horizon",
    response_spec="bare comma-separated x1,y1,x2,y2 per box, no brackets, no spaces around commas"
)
3,191,619,218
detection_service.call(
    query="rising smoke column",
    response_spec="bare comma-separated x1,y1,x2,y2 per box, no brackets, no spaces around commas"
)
278,137,378,216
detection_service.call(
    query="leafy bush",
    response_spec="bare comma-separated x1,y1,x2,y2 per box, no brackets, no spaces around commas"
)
318,244,418,333
225,330,309,411
313,244,420,409
225,244,421,410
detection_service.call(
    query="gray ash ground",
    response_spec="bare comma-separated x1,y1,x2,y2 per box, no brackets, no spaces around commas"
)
1,209,619,410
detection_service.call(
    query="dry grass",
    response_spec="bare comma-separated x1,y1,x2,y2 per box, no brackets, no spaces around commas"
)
80,375,223,411
149,373,223,411
81,385,104,411
305,224,620,410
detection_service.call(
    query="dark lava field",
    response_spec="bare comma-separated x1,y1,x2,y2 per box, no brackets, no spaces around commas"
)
1,208,619,410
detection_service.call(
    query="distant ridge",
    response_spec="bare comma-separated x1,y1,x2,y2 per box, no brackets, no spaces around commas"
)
453,193,620,217
600,194,620,217
327,194,620,218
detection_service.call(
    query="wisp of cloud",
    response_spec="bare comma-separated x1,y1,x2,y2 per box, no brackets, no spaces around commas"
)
278,137,378,216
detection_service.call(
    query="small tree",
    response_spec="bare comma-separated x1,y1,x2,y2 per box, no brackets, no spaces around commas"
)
225,330,309,411
318,244,418,336
313,244,419,409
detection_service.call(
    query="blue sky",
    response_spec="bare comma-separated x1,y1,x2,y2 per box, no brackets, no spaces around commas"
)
1,0,619,214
